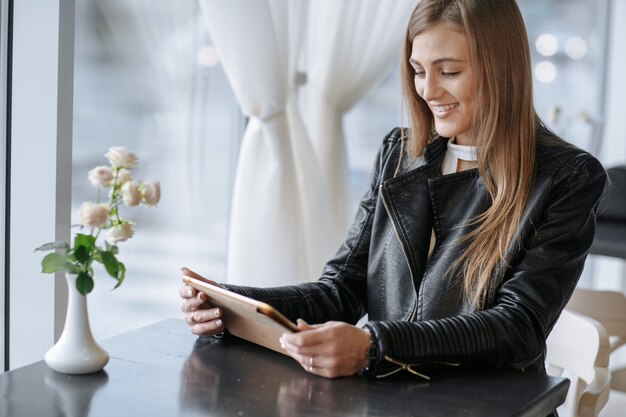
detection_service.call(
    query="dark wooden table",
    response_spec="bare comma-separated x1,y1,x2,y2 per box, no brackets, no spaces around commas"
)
0,319,568,417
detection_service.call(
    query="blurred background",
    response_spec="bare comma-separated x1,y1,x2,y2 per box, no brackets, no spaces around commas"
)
67,0,623,340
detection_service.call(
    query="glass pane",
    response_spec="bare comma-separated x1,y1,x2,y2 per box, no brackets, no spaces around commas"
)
345,64,402,218
519,0,608,153
73,0,242,338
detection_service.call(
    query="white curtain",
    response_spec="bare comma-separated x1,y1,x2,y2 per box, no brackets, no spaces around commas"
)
304,0,415,240
200,0,413,286
199,0,334,286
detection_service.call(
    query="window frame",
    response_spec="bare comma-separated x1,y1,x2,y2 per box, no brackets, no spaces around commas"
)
1,0,9,373
5,0,74,370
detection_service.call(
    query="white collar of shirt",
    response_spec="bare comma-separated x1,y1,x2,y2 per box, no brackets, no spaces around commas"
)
441,137,478,175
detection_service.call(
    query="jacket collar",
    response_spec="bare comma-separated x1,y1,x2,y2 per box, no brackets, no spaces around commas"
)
424,136,448,165
397,136,448,176
378,137,450,301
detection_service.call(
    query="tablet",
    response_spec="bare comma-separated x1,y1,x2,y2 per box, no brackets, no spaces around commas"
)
182,273,298,355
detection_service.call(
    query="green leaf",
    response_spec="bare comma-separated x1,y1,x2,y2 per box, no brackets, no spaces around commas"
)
100,251,120,279
41,253,68,274
113,262,126,290
34,241,69,252
74,233,96,249
73,245,89,264
76,271,94,295
72,234,94,265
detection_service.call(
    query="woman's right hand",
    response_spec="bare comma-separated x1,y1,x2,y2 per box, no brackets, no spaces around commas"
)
180,268,225,336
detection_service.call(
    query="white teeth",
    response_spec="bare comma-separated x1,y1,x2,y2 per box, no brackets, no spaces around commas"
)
432,103,459,112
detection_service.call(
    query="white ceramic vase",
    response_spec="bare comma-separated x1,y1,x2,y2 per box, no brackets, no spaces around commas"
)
44,273,109,374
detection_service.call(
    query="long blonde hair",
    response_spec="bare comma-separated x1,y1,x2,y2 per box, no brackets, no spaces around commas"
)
401,0,537,309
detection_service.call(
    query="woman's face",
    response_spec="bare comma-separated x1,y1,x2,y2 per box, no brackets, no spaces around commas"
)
410,22,474,145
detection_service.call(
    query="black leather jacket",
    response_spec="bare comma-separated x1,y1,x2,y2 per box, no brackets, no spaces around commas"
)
225,126,607,376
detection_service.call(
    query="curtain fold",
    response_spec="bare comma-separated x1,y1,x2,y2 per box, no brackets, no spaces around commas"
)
304,0,415,240
199,0,333,286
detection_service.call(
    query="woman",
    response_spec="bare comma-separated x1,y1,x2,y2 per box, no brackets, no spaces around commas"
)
181,0,607,379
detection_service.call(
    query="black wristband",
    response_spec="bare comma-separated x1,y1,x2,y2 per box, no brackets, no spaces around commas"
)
361,325,381,374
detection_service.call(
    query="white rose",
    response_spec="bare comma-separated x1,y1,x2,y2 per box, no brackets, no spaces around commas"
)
122,181,141,207
114,168,133,186
87,166,113,188
105,222,134,245
105,147,138,169
77,202,109,228
140,181,161,206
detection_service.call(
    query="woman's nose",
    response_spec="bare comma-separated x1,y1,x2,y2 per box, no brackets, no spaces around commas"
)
420,75,441,101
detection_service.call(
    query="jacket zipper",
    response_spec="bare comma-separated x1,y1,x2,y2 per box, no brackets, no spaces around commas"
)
380,184,418,321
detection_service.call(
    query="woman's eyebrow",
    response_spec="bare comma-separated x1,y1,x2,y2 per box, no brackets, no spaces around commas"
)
409,57,465,66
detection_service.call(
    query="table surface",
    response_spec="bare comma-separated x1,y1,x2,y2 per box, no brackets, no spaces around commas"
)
0,319,568,417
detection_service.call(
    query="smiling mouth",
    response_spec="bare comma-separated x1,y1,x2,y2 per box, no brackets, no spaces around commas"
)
432,103,459,112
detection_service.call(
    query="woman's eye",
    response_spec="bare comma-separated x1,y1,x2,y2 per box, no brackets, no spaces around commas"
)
414,70,425,78
442,71,460,78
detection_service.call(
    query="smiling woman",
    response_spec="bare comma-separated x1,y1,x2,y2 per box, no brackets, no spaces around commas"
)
180,0,607,388
400,0,540,310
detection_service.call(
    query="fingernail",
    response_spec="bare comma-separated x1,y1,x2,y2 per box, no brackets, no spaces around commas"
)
187,289,193,297
214,309,221,317
215,319,223,327
279,336,285,349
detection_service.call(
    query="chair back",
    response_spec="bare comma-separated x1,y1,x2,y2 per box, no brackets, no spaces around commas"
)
546,310,611,417
567,288,626,391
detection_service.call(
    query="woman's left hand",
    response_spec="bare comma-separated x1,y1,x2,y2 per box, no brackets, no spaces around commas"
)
280,320,370,378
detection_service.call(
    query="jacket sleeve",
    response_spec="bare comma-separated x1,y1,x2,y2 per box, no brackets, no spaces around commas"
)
221,129,402,325
364,154,607,374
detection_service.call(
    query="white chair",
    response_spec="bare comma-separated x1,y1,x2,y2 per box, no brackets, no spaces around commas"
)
546,309,611,417
566,288,626,416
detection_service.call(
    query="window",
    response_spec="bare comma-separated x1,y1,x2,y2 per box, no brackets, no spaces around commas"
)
3,0,621,370
73,0,243,339
519,0,610,154
344,64,402,218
